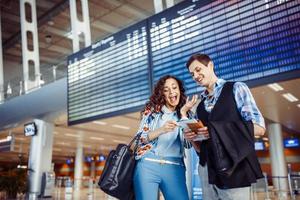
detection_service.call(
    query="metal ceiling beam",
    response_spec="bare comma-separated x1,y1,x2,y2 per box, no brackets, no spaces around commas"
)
36,1,55,9
104,0,149,18
92,21,119,33
39,43,72,55
5,50,58,64
60,11,119,34
3,0,69,50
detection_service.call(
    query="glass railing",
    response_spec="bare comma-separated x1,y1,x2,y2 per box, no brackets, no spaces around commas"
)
1,58,68,103
251,172,300,200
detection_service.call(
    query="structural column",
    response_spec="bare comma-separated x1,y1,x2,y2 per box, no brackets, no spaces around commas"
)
69,0,91,52
20,0,41,92
0,12,4,102
28,119,54,199
153,0,174,13
74,145,84,190
268,123,288,198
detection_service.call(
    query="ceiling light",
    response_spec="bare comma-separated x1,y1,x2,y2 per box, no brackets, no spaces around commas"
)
297,104,300,108
282,93,299,102
267,83,284,92
6,83,12,95
90,137,104,141
48,20,54,26
17,165,27,169
65,133,80,137
93,121,107,125
113,139,127,143
45,34,52,43
112,124,130,130
58,142,71,146
64,31,82,39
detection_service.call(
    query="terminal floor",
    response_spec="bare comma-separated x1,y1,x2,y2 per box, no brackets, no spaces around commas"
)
6,188,300,200
51,187,300,200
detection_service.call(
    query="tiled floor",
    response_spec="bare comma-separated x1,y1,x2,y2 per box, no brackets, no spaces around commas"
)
3,187,300,200
51,187,300,200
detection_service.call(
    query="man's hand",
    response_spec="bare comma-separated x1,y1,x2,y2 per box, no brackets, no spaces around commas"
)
183,129,198,142
183,127,209,142
196,127,210,139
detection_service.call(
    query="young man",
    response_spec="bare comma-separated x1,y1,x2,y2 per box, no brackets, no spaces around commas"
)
182,53,266,200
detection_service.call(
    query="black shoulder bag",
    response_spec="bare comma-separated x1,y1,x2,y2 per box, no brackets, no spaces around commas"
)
98,133,141,200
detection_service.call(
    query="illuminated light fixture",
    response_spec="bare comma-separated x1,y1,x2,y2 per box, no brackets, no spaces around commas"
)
282,93,299,102
0,136,12,143
40,75,45,85
113,139,127,143
267,83,284,92
93,121,107,125
90,137,104,141
99,155,105,161
17,165,27,169
64,30,82,39
112,124,130,130
297,104,300,108
66,158,74,164
65,133,80,137
7,83,12,95
58,142,71,146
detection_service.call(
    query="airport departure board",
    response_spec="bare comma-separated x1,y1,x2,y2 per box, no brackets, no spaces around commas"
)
68,21,150,124
150,0,300,94
68,0,300,124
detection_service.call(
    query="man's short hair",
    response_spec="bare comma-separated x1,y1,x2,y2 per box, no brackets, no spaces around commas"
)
186,53,212,69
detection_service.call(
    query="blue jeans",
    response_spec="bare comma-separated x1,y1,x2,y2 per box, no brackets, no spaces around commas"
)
134,153,189,200
198,164,250,200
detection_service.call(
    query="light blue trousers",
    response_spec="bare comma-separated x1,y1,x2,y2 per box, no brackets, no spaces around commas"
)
198,164,250,200
133,154,189,200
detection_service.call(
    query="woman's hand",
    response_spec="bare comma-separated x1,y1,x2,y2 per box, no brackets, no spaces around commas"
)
159,120,178,134
147,120,178,141
180,95,198,118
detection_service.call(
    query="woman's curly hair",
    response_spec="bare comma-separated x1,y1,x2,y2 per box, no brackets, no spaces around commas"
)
141,75,187,118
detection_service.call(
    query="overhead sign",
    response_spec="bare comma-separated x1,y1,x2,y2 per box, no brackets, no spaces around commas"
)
68,0,300,125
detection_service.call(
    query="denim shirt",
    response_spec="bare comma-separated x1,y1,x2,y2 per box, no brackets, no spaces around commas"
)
199,79,265,128
135,106,191,160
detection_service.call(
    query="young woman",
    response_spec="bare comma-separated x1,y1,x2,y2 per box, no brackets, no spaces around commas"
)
133,75,196,200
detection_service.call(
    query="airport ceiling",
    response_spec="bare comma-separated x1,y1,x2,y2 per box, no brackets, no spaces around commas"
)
0,0,300,164
0,0,160,76
0,0,181,164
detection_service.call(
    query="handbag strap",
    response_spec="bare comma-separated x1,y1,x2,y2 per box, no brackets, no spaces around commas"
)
128,132,142,153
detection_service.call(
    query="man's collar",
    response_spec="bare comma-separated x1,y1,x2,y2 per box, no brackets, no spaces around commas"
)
201,79,226,98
